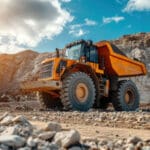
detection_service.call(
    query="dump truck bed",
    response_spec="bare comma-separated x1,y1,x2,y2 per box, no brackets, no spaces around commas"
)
96,42,147,77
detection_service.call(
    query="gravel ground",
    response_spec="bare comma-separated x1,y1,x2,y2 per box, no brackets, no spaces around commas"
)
0,101,150,149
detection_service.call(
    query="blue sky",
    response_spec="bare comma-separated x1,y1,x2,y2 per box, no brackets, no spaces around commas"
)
37,0,150,52
0,0,150,53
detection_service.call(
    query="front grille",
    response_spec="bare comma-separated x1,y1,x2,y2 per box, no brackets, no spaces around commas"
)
40,61,54,78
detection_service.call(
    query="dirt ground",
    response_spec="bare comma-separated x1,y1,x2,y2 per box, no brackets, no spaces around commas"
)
0,101,150,142
31,121,150,141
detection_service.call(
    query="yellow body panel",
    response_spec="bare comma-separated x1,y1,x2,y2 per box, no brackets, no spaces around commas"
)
86,62,104,74
96,41,147,77
41,57,104,81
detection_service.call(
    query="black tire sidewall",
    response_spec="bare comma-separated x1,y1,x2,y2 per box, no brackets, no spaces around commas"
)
68,73,95,111
119,81,139,111
37,92,61,109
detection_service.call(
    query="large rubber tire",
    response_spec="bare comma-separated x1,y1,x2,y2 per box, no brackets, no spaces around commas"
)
112,80,139,111
37,92,62,109
60,72,96,111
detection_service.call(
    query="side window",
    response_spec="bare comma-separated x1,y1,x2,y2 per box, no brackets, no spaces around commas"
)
86,46,90,61
89,46,98,63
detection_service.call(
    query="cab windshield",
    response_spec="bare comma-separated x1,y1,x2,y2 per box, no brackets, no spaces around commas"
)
65,44,81,60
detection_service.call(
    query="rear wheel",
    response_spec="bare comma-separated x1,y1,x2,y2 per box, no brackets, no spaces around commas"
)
37,92,62,109
60,72,95,111
112,80,139,111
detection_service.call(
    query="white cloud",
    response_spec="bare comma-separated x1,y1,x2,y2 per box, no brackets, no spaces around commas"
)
103,16,125,24
0,0,73,54
84,18,97,26
69,28,87,37
0,43,25,54
61,0,71,2
70,24,83,30
69,24,86,37
123,0,150,12
70,18,97,29
69,18,97,37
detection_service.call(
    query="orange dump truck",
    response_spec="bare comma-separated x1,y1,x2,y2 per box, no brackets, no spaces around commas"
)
21,40,147,111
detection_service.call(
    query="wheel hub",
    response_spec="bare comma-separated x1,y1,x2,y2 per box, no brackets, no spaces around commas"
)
75,83,88,102
125,89,135,105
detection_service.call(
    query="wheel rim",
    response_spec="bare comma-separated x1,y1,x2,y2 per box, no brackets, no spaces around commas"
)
75,83,88,103
124,89,135,105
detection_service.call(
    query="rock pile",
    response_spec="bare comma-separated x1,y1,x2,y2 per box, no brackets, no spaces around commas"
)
0,112,81,150
0,112,150,150
83,136,150,150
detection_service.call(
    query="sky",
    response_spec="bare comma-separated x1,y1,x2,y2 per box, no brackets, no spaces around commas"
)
0,0,150,54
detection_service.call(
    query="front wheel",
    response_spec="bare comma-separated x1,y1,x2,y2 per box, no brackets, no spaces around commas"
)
112,80,139,111
37,92,62,110
60,72,96,111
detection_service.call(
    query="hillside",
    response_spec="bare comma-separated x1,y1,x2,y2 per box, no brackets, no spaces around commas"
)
0,32,150,103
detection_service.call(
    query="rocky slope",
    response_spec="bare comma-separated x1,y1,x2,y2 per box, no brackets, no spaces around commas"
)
0,32,150,103
0,50,54,101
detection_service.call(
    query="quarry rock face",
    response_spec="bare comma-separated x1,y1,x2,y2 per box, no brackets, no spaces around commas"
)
0,32,150,103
